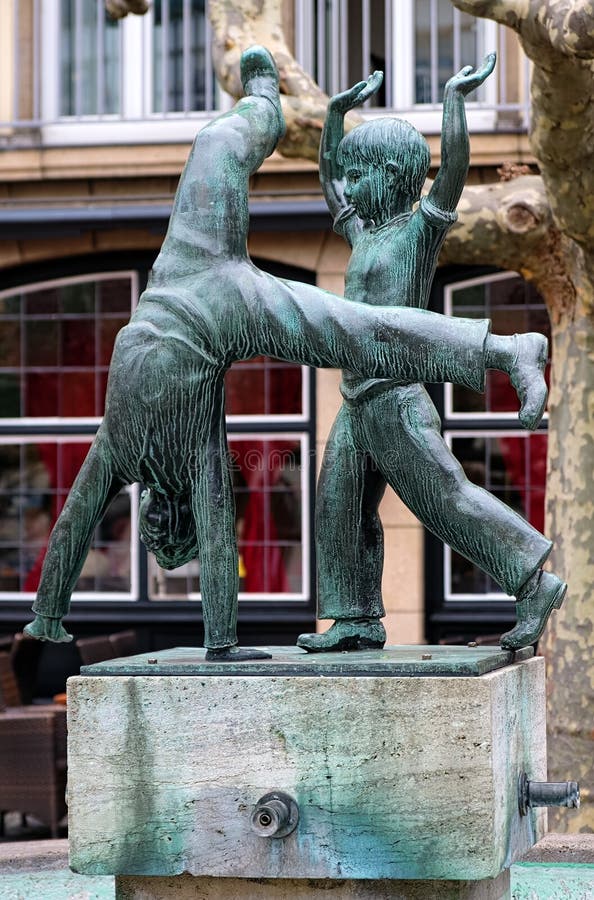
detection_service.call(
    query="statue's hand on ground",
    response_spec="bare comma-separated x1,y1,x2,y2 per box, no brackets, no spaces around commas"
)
330,71,384,114
445,51,496,97
24,614,73,643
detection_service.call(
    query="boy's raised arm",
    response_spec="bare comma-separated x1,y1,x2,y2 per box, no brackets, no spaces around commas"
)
429,52,496,215
320,73,383,236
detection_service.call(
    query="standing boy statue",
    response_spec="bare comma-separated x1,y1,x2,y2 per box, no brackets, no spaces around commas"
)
298,55,566,654
24,48,558,660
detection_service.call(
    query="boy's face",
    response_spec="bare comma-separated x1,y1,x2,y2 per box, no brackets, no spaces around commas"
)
343,160,404,223
343,162,386,222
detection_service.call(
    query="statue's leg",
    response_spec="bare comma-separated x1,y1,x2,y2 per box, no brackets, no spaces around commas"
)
26,429,123,642
152,47,284,275
241,273,547,426
358,384,565,648
298,406,387,652
193,381,271,661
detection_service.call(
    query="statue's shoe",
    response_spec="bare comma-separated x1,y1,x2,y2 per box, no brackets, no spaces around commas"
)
510,333,548,430
500,571,567,650
240,45,280,95
205,645,272,662
297,619,386,653
23,614,73,643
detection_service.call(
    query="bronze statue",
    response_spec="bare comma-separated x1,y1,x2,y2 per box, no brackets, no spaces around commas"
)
297,56,565,654
25,48,560,660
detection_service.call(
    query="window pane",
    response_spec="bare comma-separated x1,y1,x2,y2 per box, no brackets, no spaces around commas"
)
415,0,478,103
153,0,212,113
447,432,547,596
225,359,303,416
449,275,550,415
0,277,134,419
148,436,304,599
0,441,132,595
60,0,120,117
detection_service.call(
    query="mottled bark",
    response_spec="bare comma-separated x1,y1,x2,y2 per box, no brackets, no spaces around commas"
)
105,0,149,19
440,175,576,316
451,0,594,832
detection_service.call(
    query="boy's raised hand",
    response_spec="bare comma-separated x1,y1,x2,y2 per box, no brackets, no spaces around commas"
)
330,71,384,114
446,51,496,97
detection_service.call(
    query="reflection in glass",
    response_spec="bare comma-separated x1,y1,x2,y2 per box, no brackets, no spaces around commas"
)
0,276,134,418
450,275,551,415
225,359,302,416
153,0,211,113
448,432,547,595
149,437,303,599
0,441,131,594
60,0,120,117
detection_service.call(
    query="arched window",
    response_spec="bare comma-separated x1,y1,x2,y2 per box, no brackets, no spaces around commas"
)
0,260,315,628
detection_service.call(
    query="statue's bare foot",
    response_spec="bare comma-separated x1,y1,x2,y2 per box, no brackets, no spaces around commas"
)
510,333,548,430
500,571,566,650
205,645,272,662
24,614,73,643
297,618,386,653
240,45,280,97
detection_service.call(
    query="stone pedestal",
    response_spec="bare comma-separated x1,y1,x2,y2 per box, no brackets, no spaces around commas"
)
67,646,546,896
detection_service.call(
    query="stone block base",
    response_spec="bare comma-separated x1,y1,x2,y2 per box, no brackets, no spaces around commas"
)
68,650,546,881
116,872,510,900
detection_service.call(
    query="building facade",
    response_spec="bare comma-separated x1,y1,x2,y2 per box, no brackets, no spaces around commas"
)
0,1,549,673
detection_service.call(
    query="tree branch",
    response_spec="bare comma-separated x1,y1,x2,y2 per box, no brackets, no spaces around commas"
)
449,1,525,30
440,175,576,321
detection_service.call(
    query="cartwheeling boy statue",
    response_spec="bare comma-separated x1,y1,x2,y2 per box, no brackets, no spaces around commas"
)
24,47,564,660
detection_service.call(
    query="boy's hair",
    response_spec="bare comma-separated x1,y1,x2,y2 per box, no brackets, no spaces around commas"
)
338,117,431,203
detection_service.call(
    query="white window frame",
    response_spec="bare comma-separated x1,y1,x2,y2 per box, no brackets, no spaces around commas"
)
388,0,498,133
444,270,549,424
295,0,498,134
39,0,232,146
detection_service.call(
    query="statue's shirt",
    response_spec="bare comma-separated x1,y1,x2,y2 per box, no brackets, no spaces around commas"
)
335,196,457,402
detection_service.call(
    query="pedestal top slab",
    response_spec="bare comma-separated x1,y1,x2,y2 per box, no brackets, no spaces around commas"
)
80,644,533,678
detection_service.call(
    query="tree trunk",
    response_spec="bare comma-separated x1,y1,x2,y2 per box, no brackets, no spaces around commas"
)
451,0,594,834
545,299,594,831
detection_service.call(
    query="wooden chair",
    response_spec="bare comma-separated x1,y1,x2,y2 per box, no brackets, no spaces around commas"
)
109,629,138,657
76,635,117,666
0,652,22,707
0,707,67,838
0,649,68,836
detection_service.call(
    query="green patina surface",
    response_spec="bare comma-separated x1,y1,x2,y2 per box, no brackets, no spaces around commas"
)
80,644,533,678
511,862,594,899
67,657,546,880
0,873,114,900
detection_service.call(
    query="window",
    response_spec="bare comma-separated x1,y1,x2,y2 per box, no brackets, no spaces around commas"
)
425,270,550,640
41,0,226,144
296,0,499,132
0,272,139,601
0,265,313,611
